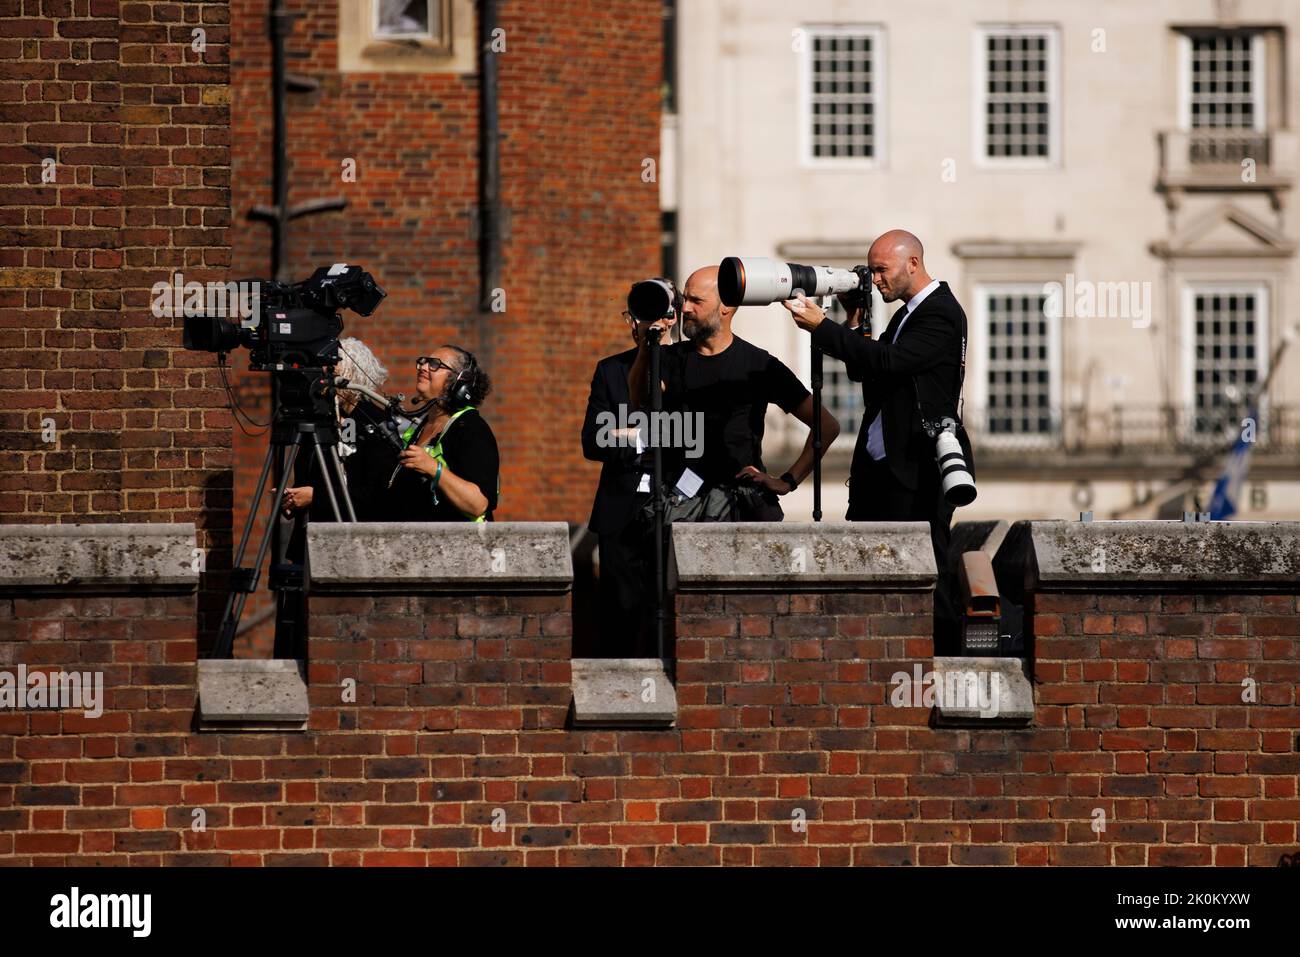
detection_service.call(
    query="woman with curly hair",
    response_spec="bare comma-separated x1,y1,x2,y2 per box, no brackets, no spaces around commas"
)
387,344,499,522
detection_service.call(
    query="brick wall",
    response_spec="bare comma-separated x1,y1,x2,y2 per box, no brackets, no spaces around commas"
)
226,0,661,653
1029,591,1300,866
3,522,1295,866
0,2,233,643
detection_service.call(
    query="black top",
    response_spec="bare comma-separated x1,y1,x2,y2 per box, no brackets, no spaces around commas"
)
381,407,500,522
581,347,643,535
811,281,975,493
659,336,809,487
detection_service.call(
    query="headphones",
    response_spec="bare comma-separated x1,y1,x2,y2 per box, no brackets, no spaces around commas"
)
447,347,478,408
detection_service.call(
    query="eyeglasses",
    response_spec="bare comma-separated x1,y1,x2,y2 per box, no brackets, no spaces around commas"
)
416,356,454,373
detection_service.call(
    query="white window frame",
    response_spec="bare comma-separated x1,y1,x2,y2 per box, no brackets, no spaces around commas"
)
973,24,1060,169
1180,282,1270,439
798,24,887,169
972,283,1062,447
1177,32,1266,133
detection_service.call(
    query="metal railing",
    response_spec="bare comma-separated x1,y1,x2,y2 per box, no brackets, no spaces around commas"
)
1187,130,1271,167
963,404,1300,456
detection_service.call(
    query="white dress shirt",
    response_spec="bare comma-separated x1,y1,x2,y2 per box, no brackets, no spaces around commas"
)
864,278,941,461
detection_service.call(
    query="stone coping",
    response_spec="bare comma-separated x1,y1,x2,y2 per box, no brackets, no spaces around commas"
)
0,523,199,593
997,520,1300,594
307,522,573,593
670,522,937,592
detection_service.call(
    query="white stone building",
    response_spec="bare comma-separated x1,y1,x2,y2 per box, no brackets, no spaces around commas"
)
660,0,1300,521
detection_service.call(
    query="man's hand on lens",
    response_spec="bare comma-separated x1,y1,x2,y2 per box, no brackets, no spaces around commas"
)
736,466,792,495
633,316,676,347
837,290,866,329
781,294,825,331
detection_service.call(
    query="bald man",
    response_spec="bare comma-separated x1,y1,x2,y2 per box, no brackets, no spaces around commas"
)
782,230,975,651
629,265,839,521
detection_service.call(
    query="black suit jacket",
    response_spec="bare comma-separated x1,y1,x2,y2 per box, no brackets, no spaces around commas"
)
811,281,975,493
581,347,644,534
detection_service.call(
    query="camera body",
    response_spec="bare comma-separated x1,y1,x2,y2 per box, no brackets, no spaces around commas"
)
182,265,385,372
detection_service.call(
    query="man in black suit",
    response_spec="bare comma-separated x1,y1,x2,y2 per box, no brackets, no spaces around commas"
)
581,312,667,654
782,229,974,651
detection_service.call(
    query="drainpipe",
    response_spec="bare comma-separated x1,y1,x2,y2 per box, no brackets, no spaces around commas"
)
478,0,501,356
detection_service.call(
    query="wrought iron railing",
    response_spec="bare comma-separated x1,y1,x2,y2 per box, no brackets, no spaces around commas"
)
963,404,1300,455
1187,130,1271,167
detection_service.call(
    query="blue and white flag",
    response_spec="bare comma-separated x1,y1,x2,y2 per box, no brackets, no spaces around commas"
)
1208,408,1257,520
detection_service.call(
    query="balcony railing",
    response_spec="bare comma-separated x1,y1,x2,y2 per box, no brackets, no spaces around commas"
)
963,403,1300,456
1157,129,1296,194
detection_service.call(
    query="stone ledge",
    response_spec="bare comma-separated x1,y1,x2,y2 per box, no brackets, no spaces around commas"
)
307,522,573,593
196,659,309,730
571,658,676,728
670,522,936,592
931,657,1034,727
998,520,1300,593
0,523,199,593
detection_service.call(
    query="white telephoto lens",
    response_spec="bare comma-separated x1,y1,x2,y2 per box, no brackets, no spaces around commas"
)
935,430,977,506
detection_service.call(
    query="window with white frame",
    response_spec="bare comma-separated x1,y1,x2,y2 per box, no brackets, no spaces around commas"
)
1186,285,1267,436
801,26,884,165
1188,33,1261,130
340,0,468,73
975,26,1058,165
978,286,1059,439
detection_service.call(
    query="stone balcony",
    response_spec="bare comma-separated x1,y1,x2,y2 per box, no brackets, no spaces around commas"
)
1157,128,1296,210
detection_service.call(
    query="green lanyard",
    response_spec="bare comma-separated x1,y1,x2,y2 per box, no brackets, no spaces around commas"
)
402,407,486,521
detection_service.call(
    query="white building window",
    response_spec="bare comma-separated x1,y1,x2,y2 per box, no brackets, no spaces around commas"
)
975,285,1060,442
1184,284,1268,437
974,25,1059,166
1187,33,1263,130
800,26,885,167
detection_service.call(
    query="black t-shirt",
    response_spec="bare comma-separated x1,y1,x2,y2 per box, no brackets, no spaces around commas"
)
659,336,809,486
382,408,500,522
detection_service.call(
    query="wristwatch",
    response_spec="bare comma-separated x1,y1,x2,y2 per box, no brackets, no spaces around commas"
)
779,471,799,492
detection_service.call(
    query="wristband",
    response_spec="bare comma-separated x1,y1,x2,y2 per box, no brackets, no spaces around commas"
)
430,458,444,505
779,471,799,491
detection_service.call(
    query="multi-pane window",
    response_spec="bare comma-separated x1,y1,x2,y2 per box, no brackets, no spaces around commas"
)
1189,288,1265,435
981,289,1057,438
803,27,882,163
1189,34,1257,129
977,27,1057,163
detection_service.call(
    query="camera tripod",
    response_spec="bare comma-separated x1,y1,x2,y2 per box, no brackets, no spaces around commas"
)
211,416,356,659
